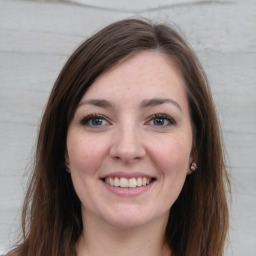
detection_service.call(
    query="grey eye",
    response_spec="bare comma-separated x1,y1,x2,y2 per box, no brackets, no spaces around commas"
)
90,117,104,126
153,117,168,126
147,114,176,128
80,115,109,127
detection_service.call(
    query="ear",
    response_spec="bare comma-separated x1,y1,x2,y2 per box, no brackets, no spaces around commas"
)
64,151,71,173
65,151,70,165
187,156,194,175
187,151,198,175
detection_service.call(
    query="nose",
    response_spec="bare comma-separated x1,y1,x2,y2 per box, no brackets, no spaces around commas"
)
109,123,146,163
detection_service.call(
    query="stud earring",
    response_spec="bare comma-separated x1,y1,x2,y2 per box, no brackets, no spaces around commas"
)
190,162,197,171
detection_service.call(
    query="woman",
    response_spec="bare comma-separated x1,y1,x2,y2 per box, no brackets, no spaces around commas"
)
8,18,230,256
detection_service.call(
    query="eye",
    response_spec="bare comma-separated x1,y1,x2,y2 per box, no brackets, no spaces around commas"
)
80,114,110,127
146,114,176,128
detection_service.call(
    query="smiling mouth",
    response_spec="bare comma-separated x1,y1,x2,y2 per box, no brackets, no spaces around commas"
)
103,177,156,188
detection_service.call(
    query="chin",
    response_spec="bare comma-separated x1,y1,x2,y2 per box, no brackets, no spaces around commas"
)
102,207,168,230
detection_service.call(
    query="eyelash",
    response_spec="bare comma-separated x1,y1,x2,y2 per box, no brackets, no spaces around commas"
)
80,113,176,128
146,114,176,127
80,114,110,127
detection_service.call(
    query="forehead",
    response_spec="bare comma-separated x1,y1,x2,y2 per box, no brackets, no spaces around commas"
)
81,50,188,108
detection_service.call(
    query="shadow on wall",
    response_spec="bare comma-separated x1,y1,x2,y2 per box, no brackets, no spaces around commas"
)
25,0,221,13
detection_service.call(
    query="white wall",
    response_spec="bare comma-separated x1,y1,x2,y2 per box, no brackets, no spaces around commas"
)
0,0,255,254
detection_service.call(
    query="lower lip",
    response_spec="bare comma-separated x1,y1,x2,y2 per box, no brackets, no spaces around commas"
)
102,181,155,197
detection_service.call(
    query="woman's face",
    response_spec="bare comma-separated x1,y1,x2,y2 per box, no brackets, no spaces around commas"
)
66,51,193,229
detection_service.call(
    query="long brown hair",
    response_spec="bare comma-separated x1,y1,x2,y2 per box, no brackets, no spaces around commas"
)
12,18,230,256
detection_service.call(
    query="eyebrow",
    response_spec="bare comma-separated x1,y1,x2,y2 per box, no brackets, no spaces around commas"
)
78,97,182,111
140,98,182,111
78,99,113,108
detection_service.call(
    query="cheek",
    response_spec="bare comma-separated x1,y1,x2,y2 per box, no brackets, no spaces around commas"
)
151,134,192,171
67,132,109,175
154,136,192,203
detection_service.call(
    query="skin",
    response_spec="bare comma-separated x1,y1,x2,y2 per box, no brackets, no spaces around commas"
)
66,50,194,256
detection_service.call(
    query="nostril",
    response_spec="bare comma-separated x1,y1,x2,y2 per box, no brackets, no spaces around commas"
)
109,142,146,162
109,128,146,162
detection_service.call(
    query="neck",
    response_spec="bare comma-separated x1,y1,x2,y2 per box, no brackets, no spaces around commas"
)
76,210,171,256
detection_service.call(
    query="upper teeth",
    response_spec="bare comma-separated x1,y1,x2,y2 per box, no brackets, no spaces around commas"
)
105,177,152,188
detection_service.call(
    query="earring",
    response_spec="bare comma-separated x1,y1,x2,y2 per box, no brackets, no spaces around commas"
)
190,162,197,171
65,163,70,173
